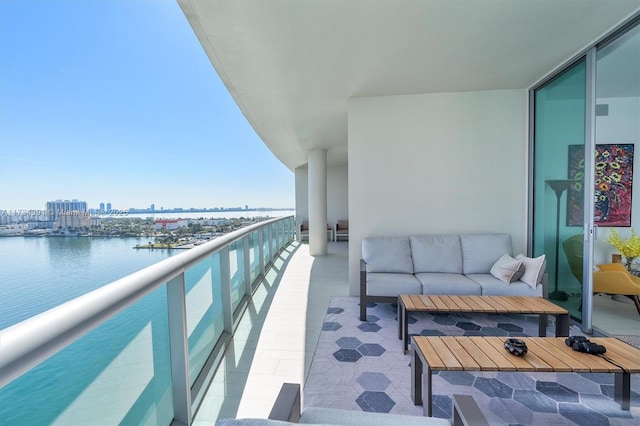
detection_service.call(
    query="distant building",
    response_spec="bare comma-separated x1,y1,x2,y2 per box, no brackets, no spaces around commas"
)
46,199,87,220
99,202,105,213
154,219,189,230
106,202,112,213
200,219,223,226
0,210,49,225
54,212,91,230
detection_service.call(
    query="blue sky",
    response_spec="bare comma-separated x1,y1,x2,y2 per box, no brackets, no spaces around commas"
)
0,0,294,211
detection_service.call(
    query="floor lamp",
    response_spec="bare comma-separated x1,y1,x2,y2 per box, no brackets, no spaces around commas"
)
546,179,574,301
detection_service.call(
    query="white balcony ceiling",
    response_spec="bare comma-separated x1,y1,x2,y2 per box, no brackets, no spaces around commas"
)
179,0,640,171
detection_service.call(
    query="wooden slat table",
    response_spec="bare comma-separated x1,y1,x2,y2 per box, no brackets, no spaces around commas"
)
398,295,570,352
411,336,640,416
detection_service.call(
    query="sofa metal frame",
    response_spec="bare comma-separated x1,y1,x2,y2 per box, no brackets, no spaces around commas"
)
360,259,396,321
269,383,489,425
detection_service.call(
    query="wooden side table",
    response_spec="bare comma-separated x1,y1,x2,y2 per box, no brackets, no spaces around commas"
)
398,295,570,352
411,336,640,416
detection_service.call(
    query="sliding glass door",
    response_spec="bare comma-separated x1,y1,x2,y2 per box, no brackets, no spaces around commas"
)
591,24,640,334
531,17,639,333
532,59,588,322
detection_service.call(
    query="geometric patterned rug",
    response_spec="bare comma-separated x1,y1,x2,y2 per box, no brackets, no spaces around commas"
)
615,335,640,350
304,297,640,425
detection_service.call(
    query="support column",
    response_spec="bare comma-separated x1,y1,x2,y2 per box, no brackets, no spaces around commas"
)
308,148,327,256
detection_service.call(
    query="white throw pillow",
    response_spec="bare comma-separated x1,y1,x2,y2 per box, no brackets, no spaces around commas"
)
490,254,525,284
516,254,546,289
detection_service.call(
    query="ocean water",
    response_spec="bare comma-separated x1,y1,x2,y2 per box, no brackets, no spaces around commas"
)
0,237,179,425
0,236,176,329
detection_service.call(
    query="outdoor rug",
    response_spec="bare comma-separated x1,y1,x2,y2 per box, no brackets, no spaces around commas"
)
615,335,640,350
304,297,640,425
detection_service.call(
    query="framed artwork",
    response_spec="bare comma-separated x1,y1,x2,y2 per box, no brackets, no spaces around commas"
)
567,144,634,227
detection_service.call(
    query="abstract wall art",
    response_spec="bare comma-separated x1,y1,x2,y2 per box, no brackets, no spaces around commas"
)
567,144,634,227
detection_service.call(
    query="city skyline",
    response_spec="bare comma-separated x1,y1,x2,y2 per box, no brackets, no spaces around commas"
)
5,198,294,214
0,0,295,211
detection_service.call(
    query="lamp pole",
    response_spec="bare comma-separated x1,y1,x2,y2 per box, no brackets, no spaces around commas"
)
546,180,574,301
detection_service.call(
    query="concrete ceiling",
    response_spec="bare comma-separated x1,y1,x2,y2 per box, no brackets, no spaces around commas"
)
178,0,640,171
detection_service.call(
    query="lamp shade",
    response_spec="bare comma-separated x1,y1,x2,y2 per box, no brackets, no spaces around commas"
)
545,179,574,194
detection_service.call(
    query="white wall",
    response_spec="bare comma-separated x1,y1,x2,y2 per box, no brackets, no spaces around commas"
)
327,165,349,228
347,90,529,294
294,166,309,237
295,164,348,238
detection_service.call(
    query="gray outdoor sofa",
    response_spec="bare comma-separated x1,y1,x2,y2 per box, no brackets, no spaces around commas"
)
360,233,547,320
216,383,489,425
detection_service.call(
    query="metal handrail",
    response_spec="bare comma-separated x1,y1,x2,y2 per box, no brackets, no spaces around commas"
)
0,215,292,387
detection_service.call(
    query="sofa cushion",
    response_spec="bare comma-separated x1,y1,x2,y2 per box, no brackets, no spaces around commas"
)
515,254,547,289
490,254,525,283
362,237,413,273
367,272,422,296
466,273,543,296
414,273,482,295
461,234,512,274
410,235,462,274
300,407,451,425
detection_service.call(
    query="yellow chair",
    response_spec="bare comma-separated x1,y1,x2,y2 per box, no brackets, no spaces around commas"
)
594,263,640,315
564,234,640,315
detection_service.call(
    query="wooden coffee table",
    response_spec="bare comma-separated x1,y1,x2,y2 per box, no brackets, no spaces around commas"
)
398,295,570,352
411,336,640,416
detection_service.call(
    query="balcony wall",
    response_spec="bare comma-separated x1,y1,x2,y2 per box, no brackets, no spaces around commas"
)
347,89,529,294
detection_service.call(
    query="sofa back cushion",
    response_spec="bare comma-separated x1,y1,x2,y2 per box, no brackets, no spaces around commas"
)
410,235,462,273
461,233,512,274
362,237,413,273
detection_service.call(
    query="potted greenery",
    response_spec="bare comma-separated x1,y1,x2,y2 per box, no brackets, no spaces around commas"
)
607,228,640,270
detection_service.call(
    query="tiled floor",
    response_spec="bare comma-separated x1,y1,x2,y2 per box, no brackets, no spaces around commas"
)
306,297,640,425
192,241,349,424
193,240,639,424
592,294,640,336
554,292,640,337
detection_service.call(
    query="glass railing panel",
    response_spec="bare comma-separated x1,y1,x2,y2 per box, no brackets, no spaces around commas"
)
249,231,260,285
284,218,291,242
0,285,173,425
262,227,270,266
270,223,278,258
282,220,287,246
185,253,224,385
229,239,245,311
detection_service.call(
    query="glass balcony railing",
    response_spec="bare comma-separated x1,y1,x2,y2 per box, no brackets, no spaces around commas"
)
0,216,295,425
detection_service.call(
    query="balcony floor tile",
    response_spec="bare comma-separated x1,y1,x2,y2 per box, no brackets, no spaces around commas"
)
193,241,349,424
